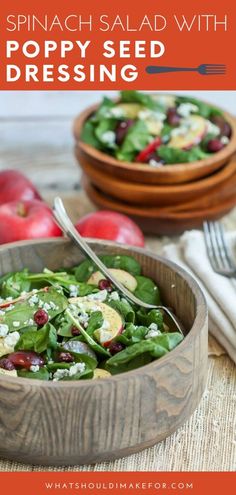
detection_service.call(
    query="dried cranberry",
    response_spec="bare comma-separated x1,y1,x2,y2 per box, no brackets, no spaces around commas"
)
210,116,232,138
207,139,225,153
71,325,81,336
98,279,112,292
34,309,49,326
167,108,181,127
108,342,124,355
115,119,134,145
8,351,44,369
0,358,15,371
57,352,74,363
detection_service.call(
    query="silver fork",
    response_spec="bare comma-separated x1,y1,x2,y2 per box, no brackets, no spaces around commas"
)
146,64,226,75
203,221,236,277
53,197,184,335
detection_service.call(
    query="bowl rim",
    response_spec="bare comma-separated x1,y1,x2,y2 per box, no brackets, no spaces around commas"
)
0,238,208,388
74,96,236,173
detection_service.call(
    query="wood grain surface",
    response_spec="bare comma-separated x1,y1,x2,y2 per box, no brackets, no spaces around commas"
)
82,175,236,236
79,153,236,207
0,239,208,466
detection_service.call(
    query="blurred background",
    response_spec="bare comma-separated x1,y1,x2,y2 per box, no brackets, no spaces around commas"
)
1,91,235,193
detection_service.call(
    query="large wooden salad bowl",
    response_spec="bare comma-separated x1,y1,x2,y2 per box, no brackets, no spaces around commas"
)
0,239,208,466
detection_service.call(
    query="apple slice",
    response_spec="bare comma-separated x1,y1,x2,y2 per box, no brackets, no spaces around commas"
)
93,369,111,379
145,117,163,136
169,115,207,149
87,269,137,292
0,368,17,377
116,103,144,119
0,338,15,358
68,298,123,347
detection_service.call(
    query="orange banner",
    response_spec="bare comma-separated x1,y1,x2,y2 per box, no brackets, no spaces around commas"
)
1,471,236,495
0,0,235,90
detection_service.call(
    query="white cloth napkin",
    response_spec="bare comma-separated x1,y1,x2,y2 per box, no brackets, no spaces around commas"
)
161,230,236,364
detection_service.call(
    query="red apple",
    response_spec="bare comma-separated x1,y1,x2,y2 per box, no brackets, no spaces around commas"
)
0,170,41,205
75,210,145,247
0,199,62,244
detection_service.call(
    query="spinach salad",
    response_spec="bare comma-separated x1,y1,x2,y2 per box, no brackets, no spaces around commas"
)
81,91,231,166
0,255,183,381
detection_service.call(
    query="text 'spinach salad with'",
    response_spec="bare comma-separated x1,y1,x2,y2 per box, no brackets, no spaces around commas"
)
81,91,232,166
0,255,183,381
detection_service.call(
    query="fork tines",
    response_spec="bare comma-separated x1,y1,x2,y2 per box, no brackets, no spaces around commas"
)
204,64,226,75
203,221,236,277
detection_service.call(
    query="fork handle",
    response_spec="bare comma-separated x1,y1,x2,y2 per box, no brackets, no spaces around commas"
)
146,66,197,74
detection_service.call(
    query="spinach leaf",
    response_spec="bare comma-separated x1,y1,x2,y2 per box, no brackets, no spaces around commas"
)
74,254,141,281
134,276,160,305
107,332,183,367
94,119,117,150
1,304,36,331
149,333,183,356
176,96,222,119
62,369,94,380
99,255,141,275
107,299,135,323
66,309,109,357
1,288,67,331
0,270,31,299
48,350,97,380
27,271,95,296
92,96,115,122
117,323,149,345
80,120,102,149
86,311,104,337
120,91,162,111
56,307,103,338
158,145,208,164
16,323,57,353
17,367,50,380
161,123,172,142
55,312,72,337
0,272,14,288
136,308,164,328
106,353,152,375
19,325,38,334
75,284,98,297
47,362,71,370
115,120,151,162
48,352,97,371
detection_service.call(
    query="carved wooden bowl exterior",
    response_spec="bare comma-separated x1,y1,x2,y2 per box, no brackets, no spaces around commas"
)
0,239,208,466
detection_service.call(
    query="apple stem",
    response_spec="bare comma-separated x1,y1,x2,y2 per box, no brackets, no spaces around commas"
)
17,202,27,217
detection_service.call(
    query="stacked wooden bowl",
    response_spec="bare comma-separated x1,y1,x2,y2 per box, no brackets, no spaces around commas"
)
74,104,236,235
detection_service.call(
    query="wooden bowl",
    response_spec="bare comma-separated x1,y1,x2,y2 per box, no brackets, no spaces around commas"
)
78,152,236,207
0,239,208,466
83,176,236,235
74,101,236,185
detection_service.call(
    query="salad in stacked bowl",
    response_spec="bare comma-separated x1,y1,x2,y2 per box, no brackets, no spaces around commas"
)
81,91,232,167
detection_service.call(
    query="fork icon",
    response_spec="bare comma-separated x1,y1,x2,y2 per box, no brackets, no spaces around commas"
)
146,64,226,75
